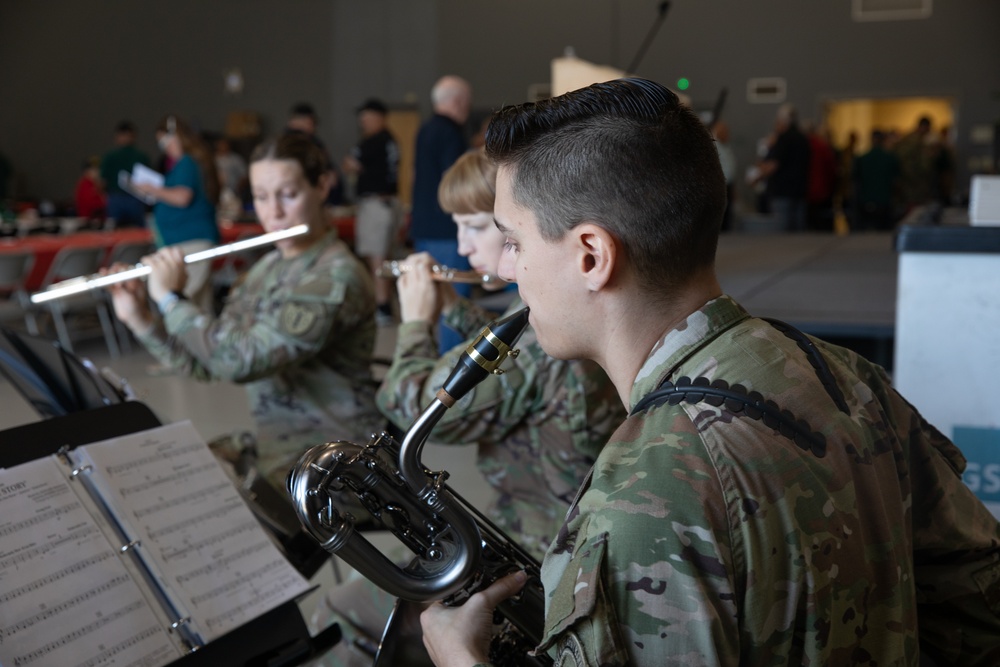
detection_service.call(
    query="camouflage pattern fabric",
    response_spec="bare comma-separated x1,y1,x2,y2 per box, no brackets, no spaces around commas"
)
137,231,383,489
534,295,1000,666
377,296,624,560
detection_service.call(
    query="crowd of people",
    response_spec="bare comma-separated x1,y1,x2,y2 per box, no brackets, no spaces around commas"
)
748,106,957,232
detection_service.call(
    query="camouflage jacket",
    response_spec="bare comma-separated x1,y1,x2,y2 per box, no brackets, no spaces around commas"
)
376,297,624,560
138,231,383,486
535,295,1000,666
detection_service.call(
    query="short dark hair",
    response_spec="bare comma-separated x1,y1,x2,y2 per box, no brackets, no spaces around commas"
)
250,133,331,186
357,98,388,115
115,120,136,134
290,102,318,120
485,78,725,292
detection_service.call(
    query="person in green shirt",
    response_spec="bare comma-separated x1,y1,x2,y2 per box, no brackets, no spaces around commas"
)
99,120,150,228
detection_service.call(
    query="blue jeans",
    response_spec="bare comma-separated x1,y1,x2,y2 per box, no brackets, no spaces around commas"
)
770,197,807,232
106,192,147,228
413,238,470,354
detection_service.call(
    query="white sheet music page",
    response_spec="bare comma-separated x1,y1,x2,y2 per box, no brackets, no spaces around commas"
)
0,457,181,667
73,421,311,642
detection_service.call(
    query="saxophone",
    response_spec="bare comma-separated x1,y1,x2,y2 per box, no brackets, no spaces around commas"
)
287,307,551,666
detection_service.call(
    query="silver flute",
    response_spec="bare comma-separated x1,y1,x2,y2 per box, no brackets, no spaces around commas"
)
29,224,308,304
377,259,495,284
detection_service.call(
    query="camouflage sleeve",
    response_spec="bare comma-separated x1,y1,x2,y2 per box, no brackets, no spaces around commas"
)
892,394,1000,664
827,355,1000,665
137,260,365,384
442,296,500,340
376,323,547,446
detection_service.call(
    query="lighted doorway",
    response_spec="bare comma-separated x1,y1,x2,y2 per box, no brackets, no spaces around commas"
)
824,96,956,153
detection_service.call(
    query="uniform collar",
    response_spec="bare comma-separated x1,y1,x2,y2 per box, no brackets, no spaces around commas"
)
628,295,750,411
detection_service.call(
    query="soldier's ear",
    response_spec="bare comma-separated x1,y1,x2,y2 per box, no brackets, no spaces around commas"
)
574,222,616,292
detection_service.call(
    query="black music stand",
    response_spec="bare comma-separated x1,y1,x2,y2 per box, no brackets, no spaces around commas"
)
0,401,341,667
0,327,330,579
0,326,123,418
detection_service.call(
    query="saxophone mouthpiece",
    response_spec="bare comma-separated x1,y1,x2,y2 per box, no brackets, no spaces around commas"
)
437,307,530,407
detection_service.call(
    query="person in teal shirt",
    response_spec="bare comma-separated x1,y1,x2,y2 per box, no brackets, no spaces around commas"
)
134,115,220,311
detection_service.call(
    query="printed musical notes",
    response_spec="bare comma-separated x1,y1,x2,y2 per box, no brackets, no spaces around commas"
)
71,421,311,642
0,420,312,665
0,458,181,667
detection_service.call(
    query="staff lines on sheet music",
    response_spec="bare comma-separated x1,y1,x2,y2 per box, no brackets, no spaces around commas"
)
131,481,233,520
102,442,205,476
161,520,259,563
1,574,132,641
174,539,270,585
188,558,284,607
146,499,243,540
0,527,99,570
0,502,82,538
0,552,116,603
117,463,217,498
204,580,289,630
70,626,170,667
12,599,145,666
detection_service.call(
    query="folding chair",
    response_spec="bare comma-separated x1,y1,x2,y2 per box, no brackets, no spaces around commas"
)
29,245,121,358
0,251,38,334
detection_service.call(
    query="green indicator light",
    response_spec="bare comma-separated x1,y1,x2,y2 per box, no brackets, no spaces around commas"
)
677,78,690,91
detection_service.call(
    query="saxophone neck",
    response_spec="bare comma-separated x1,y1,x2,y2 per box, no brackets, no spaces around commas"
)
399,399,448,498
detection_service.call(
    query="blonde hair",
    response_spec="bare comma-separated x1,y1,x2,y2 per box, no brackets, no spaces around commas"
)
438,149,497,214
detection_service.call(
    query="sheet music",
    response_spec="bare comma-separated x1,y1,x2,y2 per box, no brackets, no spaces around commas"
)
0,457,181,667
117,164,162,205
72,421,311,642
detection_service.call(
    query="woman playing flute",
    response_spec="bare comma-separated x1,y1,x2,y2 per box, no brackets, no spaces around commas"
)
107,133,383,492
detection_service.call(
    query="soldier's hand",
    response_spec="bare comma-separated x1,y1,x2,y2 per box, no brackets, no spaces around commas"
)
104,263,154,334
145,247,188,304
398,252,441,324
420,570,527,667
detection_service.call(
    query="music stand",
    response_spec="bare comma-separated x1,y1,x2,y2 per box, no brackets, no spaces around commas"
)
0,401,341,666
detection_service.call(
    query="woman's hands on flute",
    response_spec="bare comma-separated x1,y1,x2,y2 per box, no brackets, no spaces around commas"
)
104,246,189,335
397,252,459,324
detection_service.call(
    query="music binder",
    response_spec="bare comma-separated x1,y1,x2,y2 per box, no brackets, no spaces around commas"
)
0,419,313,667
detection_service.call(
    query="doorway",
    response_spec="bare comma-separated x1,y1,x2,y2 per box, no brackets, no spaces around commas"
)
824,96,956,153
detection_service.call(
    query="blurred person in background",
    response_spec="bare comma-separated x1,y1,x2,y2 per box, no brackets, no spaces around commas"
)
74,156,106,223
410,75,473,353
100,120,150,228
132,115,220,312
342,98,400,327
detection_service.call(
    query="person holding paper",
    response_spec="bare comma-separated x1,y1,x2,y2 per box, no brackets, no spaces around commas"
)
132,115,220,311
107,133,383,493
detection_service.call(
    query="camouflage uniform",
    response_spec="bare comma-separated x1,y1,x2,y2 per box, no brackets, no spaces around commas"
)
534,295,1000,666
377,295,625,559
137,231,383,489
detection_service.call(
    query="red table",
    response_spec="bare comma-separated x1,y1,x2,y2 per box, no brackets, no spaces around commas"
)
0,218,356,293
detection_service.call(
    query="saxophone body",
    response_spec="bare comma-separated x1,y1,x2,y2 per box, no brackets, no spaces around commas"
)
287,308,551,666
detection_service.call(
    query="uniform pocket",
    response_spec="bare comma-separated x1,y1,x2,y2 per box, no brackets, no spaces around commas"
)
538,531,630,666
